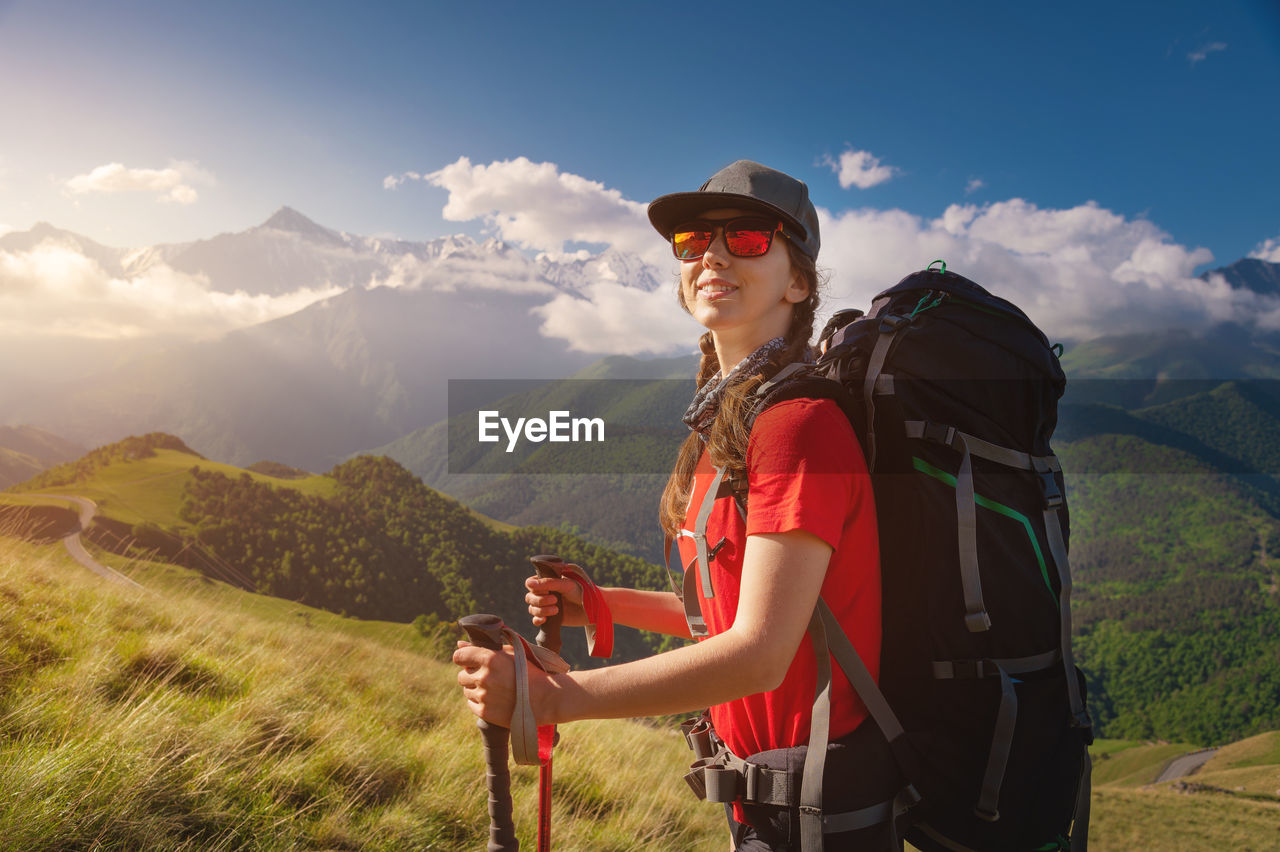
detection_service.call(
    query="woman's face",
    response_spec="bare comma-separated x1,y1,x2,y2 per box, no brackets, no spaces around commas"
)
678,207,810,343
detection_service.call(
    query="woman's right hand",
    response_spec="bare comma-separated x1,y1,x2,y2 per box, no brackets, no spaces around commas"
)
525,575,587,627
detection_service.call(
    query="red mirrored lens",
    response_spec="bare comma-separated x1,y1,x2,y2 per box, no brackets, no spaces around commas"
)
724,223,774,256
672,227,712,260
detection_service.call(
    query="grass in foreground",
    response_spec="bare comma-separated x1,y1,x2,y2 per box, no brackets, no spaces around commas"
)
6,534,1277,850
0,536,723,851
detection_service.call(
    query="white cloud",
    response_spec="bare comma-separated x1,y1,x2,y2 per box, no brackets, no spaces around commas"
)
0,240,340,340
64,160,214,205
367,246,556,296
1188,42,1227,64
1249,237,1280,263
422,156,660,262
533,281,699,355
965,178,985,195
824,149,899,190
815,197,1276,341
383,171,421,190
0,224,12,238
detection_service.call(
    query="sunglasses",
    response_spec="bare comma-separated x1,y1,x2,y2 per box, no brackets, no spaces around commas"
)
670,216,789,261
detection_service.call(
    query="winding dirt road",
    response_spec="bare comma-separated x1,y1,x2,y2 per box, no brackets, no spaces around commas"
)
27,494,145,590
1155,748,1219,783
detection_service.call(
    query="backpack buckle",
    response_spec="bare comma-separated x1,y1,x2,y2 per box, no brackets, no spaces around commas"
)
743,762,762,803
1038,470,1063,510
879,314,910,333
922,421,957,447
1070,708,1094,732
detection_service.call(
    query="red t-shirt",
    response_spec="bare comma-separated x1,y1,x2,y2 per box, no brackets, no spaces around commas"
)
676,397,881,760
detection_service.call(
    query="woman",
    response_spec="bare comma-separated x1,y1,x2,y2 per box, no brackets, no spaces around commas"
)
454,161,901,850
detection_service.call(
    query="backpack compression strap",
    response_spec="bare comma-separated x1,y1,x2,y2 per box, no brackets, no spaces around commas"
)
904,421,1090,730
860,313,912,469
906,420,1091,832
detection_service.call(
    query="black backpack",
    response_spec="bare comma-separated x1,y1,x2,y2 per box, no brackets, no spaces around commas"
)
740,262,1094,850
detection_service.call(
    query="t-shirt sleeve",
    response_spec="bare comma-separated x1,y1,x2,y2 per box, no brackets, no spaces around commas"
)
743,398,866,550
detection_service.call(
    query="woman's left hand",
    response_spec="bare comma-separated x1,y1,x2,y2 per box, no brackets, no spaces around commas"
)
453,641,518,727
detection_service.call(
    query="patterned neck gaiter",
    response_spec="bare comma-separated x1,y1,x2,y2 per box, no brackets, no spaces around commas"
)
681,336,788,440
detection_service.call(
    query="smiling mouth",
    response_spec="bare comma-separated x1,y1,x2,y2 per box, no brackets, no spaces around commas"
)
697,279,738,295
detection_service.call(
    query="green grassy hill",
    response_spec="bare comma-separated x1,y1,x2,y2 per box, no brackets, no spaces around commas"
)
1086,736,1280,850
0,534,723,851
5,433,673,671
10,433,338,529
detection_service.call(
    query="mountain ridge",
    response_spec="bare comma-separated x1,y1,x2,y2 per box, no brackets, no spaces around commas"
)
1200,257,1280,296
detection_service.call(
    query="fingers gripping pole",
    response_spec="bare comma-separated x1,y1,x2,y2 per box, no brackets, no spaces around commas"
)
458,614,520,852
529,555,565,654
532,554,615,657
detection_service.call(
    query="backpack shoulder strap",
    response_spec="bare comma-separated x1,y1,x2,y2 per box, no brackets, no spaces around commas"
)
732,364,861,512
746,364,858,433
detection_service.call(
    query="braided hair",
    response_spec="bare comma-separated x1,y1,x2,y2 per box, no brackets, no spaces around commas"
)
659,241,821,538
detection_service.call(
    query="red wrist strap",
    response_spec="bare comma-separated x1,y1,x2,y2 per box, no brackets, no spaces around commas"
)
558,562,614,658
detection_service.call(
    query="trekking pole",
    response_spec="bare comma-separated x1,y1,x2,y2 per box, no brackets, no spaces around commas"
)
529,554,565,654
528,555,565,852
458,613,520,852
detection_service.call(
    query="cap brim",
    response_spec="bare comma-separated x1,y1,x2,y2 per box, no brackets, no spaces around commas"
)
647,191,811,243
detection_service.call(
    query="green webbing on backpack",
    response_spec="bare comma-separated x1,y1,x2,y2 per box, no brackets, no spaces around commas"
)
911,456,1056,603
909,292,945,318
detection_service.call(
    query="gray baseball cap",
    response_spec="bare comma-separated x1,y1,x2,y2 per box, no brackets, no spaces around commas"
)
648,160,820,258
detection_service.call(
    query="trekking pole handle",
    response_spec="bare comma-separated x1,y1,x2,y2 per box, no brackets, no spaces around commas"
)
529,554,564,655
458,613,520,852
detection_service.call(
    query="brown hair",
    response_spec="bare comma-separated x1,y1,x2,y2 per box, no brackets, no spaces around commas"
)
658,241,822,538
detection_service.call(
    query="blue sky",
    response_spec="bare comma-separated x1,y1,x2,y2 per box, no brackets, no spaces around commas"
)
1,0,1277,274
